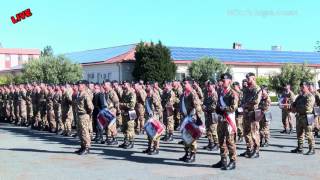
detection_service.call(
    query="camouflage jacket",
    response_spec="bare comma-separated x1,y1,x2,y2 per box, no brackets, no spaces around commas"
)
242,85,262,111
120,89,136,111
292,92,315,115
203,90,218,112
76,90,94,115
217,87,238,115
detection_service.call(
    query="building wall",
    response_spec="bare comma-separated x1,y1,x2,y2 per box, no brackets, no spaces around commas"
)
82,63,121,83
0,54,39,71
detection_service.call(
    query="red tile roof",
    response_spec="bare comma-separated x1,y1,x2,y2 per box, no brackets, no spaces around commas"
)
0,48,40,55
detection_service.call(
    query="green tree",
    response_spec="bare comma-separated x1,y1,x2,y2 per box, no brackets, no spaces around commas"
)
22,55,82,84
132,41,177,83
41,45,54,57
256,76,270,87
188,57,231,84
269,63,315,94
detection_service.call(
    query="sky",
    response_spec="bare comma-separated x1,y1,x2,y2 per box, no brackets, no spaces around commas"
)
0,0,319,54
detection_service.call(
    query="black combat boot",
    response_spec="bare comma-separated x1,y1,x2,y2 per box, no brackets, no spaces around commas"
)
74,146,84,154
288,129,293,134
57,129,64,135
167,133,174,142
239,149,251,157
142,147,151,154
220,160,228,170
124,141,134,149
178,151,189,161
226,160,236,170
280,129,288,134
203,141,213,151
305,148,315,155
211,160,225,168
290,147,303,154
79,148,90,155
148,148,159,155
119,140,129,148
212,143,219,151
249,150,260,158
185,152,196,163
238,136,243,143
160,134,168,141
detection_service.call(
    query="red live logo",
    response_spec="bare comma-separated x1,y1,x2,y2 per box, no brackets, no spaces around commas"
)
11,8,32,24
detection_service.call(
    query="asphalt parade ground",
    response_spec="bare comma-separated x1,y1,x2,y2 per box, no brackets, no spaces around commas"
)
0,106,319,180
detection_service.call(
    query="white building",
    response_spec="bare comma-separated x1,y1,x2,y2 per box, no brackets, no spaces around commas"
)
0,48,40,75
64,43,320,84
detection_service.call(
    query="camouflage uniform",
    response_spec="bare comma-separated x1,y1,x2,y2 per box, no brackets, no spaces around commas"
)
259,95,271,146
161,89,176,140
53,90,63,133
3,90,10,121
235,89,244,141
76,90,94,150
39,89,48,129
26,89,33,125
114,85,123,128
18,88,27,125
216,87,238,165
313,90,320,137
9,90,15,123
144,90,163,154
179,90,203,161
86,88,94,138
13,90,19,124
291,91,315,153
135,88,146,134
203,88,219,150
119,88,136,148
32,89,41,128
46,90,56,132
0,89,4,121
280,91,295,133
104,88,119,144
172,86,183,129
62,88,74,135
241,85,262,156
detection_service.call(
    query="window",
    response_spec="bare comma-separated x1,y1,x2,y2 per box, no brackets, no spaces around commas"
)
103,74,107,79
28,55,33,61
87,73,95,80
175,73,186,81
18,55,23,65
5,54,11,68
107,73,112,80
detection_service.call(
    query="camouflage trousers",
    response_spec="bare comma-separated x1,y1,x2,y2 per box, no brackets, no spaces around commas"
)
116,113,122,128
54,107,63,132
122,114,135,141
173,106,181,129
47,108,56,130
106,108,117,138
296,115,315,150
78,114,91,148
135,104,145,133
40,104,48,127
259,117,270,143
18,102,27,124
314,116,320,133
148,135,161,150
218,121,237,161
164,111,174,134
282,110,294,130
13,102,19,123
62,111,73,134
26,103,33,124
184,141,197,153
205,111,218,144
236,114,244,137
243,111,260,153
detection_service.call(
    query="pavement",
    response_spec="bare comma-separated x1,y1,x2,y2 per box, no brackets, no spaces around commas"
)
0,106,319,180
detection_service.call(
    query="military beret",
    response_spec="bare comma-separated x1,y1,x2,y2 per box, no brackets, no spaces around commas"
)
103,79,110,83
77,80,89,85
261,85,268,90
220,73,232,80
300,81,308,86
232,81,240,86
308,82,315,86
242,79,248,83
245,72,255,78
